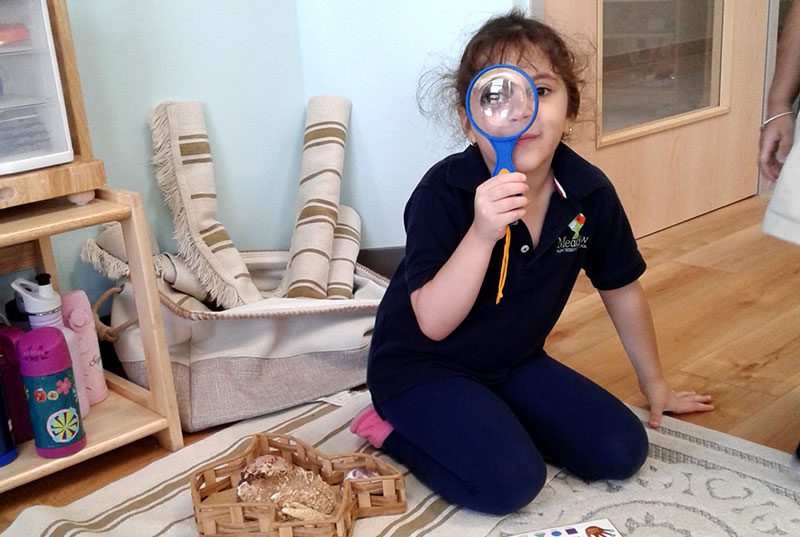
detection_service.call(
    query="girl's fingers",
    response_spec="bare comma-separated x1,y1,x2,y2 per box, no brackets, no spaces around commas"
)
668,398,714,415
481,182,528,202
648,408,663,429
678,401,715,413
676,393,712,403
492,195,528,212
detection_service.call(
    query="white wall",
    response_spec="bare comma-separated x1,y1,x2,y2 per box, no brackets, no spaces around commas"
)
3,1,532,305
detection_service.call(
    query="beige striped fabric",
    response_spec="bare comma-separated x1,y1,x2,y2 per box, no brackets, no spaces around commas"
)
327,204,362,299
80,222,161,281
149,101,262,309
272,96,352,299
80,223,210,304
2,392,509,537
7,389,798,537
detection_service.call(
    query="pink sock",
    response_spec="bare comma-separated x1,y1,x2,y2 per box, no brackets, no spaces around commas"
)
349,405,393,448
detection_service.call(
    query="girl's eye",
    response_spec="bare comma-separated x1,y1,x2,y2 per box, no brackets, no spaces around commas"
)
537,87,551,97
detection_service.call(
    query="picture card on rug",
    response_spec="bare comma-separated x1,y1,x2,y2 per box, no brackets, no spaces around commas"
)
506,518,620,537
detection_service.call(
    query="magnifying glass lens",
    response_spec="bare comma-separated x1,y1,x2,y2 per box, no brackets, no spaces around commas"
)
480,77,519,120
469,67,534,138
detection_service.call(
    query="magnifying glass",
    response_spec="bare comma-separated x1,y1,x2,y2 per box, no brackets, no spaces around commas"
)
466,64,539,175
465,64,539,304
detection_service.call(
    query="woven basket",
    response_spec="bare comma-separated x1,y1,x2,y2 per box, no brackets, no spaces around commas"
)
190,433,407,537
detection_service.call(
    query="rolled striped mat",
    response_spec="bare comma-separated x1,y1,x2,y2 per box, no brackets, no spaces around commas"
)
272,96,351,299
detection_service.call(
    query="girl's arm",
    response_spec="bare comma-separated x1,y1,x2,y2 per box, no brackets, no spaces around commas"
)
411,172,528,341
599,280,714,428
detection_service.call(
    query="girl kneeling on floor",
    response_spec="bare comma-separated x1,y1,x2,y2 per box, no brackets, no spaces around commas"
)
352,9,714,515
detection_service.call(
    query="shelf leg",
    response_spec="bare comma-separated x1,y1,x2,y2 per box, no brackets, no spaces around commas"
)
97,188,184,451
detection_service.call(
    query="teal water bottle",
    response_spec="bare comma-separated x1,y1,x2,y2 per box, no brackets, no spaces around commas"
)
18,327,86,459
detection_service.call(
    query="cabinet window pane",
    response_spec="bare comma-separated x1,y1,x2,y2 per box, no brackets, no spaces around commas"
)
602,0,723,133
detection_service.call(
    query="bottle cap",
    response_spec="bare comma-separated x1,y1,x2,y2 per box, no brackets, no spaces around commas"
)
18,327,71,377
61,290,91,330
10,274,61,315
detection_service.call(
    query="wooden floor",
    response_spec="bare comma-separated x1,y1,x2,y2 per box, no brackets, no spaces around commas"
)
1,195,799,529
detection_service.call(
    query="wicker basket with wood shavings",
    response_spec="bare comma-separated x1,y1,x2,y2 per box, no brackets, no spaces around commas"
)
190,433,407,536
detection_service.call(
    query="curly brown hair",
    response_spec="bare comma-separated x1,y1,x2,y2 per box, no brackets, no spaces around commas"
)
454,9,583,119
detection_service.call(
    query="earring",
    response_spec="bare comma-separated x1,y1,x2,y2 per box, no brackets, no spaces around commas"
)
562,126,574,140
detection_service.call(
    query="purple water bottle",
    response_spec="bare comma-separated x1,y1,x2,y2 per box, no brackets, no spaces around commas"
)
0,369,17,467
0,325,33,444
18,327,86,459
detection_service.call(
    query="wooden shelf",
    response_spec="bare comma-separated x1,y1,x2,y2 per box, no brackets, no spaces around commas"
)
0,187,184,496
0,196,129,247
0,379,168,494
0,1,183,499
0,159,106,210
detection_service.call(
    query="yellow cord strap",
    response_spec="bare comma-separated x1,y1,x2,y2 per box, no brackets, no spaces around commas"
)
496,226,511,304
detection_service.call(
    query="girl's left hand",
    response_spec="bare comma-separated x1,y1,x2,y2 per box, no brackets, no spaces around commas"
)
640,379,714,428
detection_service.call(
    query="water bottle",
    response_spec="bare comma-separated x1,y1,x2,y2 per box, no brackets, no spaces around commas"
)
0,369,17,467
62,290,108,405
11,274,90,417
4,298,29,331
17,327,86,459
0,325,34,444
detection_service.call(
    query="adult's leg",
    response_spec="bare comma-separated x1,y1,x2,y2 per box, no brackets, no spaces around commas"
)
375,376,547,515
495,355,648,481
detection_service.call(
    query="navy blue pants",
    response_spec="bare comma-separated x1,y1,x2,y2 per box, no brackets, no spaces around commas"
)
375,354,648,515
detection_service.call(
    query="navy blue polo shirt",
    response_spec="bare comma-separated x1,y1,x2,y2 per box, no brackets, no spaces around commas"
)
367,143,646,405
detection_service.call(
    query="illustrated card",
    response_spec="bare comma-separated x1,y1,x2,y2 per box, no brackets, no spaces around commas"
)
505,517,620,537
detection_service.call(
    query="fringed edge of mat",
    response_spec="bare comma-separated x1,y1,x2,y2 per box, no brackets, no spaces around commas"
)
149,102,243,309
81,238,171,282
80,238,130,280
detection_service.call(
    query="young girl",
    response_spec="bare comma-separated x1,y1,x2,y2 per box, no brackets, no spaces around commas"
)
351,10,714,515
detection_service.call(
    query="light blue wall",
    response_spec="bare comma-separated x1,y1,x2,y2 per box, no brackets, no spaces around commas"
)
64,0,306,255
296,0,524,247
3,0,531,307
12,0,307,304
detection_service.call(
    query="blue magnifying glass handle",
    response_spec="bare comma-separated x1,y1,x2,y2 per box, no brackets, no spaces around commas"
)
465,64,539,304
491,138,518,176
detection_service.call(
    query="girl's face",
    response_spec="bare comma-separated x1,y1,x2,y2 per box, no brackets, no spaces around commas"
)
460,47,572,180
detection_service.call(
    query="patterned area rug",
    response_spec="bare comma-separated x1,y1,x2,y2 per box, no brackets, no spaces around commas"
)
3,390,799,537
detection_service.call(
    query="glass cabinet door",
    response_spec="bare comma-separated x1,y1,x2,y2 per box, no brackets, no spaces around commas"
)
601,0,725,136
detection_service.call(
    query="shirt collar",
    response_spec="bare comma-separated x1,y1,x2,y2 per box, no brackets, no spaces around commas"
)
446,143,605,200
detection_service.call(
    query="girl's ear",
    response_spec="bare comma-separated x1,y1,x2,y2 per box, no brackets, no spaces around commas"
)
457,107,477,145
562,117,575,140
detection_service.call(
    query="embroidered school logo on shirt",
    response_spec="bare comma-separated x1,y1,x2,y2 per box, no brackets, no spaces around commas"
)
569,213,585,238
557,213,589,253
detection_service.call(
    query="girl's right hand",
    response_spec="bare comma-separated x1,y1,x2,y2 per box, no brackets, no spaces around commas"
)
472,172,529,242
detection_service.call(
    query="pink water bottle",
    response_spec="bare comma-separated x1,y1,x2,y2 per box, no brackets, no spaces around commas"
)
11,274,90,417
18,327,87,459
62,291,108,405
0,325,34,444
